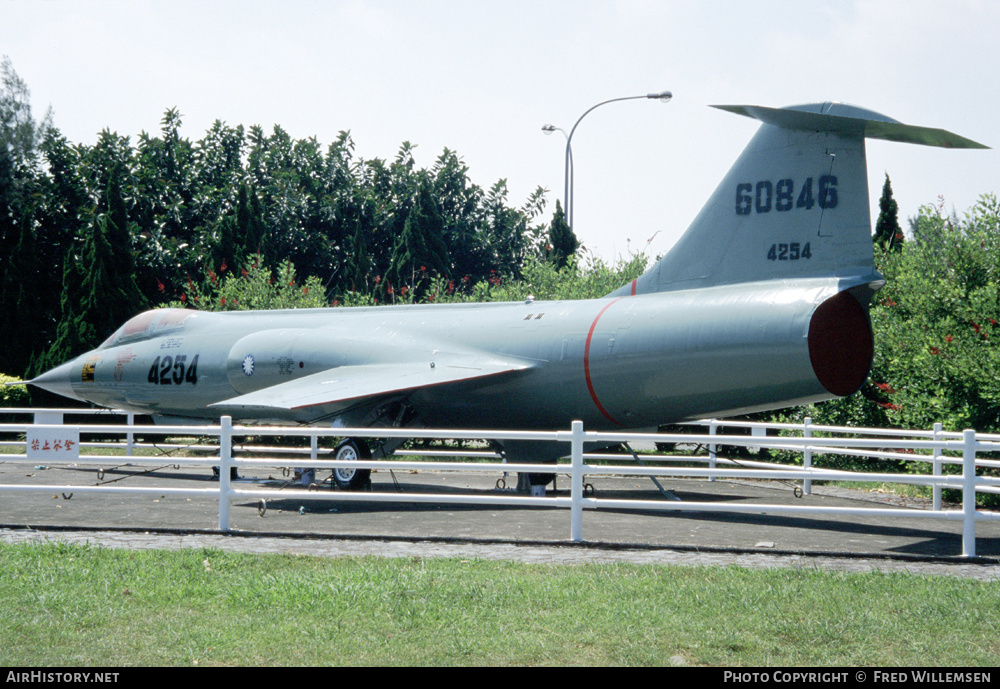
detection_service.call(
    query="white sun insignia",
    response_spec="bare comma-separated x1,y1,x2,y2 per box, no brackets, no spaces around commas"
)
242,355,255,376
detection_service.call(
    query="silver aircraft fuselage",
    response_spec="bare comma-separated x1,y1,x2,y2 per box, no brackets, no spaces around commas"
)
35,276,874,432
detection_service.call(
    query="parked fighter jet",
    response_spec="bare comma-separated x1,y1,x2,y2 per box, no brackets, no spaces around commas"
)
27,102,986,488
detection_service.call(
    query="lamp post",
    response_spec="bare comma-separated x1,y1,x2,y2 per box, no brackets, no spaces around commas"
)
543,91,672,232
541,123,571,226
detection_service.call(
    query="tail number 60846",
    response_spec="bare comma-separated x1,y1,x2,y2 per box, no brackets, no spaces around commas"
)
736,176,837,216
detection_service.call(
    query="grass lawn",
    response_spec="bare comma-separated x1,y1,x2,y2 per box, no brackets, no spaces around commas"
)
1,541,998,667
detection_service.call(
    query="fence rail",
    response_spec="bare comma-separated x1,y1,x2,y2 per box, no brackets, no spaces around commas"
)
1,408,998,557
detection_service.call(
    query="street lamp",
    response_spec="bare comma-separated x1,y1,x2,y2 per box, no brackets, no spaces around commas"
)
543,91,672,232
541,124,572,229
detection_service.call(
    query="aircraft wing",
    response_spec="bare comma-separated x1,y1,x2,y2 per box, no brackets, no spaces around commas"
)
208,352,534,418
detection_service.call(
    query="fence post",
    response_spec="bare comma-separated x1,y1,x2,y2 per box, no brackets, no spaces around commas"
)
932,422,943,511
126,412,135,457
708,420,717,481
961,429,977,558
570,420,584,542
219,416,233,532
802,416,813,495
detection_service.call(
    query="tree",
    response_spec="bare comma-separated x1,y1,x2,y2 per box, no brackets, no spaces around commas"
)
385,173,451,299
873,174,903,252
0,56,54,376
34,170,149,374
546,199,578,268
1,212,45,376
480,179,528,280
828,195,1000,433
32,244,90,376
0,55,51,167
210,181,267,275
433,148,484,280
133,108,198,289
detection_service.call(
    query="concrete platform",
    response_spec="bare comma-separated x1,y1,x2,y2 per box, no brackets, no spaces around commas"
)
2,460,999,579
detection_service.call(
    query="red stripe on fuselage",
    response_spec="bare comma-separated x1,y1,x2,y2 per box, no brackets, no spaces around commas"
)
584,298,623,427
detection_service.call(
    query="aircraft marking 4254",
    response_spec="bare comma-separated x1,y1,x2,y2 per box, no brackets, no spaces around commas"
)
147,354,200,386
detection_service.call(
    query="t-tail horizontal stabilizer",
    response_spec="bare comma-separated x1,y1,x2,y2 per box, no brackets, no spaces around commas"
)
611,102,988,297
714,103,989,149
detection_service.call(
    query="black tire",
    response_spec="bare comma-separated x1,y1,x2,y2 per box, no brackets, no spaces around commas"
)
331,438,371,490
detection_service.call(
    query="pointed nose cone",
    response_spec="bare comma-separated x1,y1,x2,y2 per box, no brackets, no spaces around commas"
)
28,359,85,403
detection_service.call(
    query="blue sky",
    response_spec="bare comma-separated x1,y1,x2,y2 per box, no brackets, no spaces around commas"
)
3,0,996,262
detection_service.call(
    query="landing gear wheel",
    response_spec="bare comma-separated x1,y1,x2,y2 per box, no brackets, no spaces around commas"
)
331,438,371,490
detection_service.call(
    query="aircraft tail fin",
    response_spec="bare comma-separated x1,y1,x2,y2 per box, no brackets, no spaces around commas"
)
610,102,987,297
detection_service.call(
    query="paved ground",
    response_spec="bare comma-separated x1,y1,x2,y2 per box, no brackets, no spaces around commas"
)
2,458,999,580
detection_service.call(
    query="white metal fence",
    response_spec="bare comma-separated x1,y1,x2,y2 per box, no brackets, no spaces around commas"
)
1,408,998,557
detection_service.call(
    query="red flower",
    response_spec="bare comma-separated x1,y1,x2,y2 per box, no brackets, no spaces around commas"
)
945,334,954,343
930,346,940,355
157,279,165,293
180,293,187,303
220,260,227,272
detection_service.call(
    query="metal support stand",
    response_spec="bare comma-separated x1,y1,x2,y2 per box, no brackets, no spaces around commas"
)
623,442,681,501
